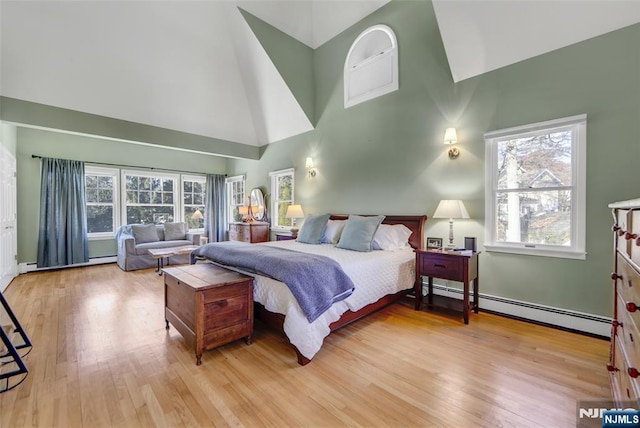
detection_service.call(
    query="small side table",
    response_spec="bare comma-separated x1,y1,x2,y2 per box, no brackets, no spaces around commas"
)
414,249,479,324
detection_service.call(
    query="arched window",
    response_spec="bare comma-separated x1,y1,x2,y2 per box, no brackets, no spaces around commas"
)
344,24,398,108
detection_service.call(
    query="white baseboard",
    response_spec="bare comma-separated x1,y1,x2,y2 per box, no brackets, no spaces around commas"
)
19,256,117,273
426,281,611,337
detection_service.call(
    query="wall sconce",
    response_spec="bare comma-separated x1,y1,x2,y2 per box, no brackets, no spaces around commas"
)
444,127,459,159
305,157,317,177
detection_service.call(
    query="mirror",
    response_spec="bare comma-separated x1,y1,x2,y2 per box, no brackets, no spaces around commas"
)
248,188,267,222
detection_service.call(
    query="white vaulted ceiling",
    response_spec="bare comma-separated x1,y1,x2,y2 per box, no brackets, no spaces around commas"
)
1,0,639,149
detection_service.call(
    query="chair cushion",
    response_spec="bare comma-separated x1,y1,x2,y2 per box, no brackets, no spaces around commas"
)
132,224,159,244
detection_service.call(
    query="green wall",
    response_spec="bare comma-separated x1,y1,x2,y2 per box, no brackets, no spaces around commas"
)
227,0,640,317
15,127,228,263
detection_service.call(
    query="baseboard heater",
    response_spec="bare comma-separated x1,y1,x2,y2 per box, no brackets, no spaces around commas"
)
19,255,117,273
426,281,611,338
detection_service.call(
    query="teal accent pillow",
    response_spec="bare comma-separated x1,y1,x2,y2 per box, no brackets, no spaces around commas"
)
164,222,187,241
296,213,331,244
132,224,159,244
337,215,386,252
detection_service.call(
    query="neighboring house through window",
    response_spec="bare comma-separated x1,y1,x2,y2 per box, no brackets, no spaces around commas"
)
226,175,245,223
484,114,586,259
269,168,294,230
85,166,119,239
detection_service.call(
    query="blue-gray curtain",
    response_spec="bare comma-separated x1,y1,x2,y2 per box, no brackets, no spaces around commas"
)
204,174,227,242
37,158,89,268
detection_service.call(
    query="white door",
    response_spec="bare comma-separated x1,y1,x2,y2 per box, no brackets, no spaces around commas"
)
0,144,18,292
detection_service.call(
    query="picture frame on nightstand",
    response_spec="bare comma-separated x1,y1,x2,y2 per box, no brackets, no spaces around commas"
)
426,237,442,249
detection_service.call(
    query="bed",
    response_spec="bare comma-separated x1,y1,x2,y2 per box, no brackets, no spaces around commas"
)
192,214,426,365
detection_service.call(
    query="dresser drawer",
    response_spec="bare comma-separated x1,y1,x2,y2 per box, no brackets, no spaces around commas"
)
617,210,631,255
420,253,464,281
616,254,640,308
617,294,640,369
611,337,640,404
631,210,640,269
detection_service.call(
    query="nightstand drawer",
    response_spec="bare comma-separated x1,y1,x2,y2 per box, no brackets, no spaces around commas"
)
420,253,463,281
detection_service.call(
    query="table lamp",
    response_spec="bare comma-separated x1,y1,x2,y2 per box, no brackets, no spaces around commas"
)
285,205,305,234
433,200,469,248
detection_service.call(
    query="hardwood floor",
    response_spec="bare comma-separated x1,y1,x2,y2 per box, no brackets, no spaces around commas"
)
1,264,610,427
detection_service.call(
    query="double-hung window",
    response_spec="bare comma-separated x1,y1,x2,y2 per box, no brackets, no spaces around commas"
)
85,166,119,239
182,175,206,230
226,175,245,223
484,114,586,259
122,170,179,225
269,168,294,230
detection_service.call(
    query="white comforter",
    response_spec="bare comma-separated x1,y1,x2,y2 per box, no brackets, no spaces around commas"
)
246,240,415,360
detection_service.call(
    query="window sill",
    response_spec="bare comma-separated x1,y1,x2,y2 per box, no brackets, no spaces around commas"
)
484,244,586,260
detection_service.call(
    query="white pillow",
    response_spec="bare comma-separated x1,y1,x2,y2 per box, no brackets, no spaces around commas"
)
372,224,412,251
322,220,346,244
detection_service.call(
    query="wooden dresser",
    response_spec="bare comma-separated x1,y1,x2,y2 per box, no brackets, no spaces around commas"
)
609,198,640,405
228,222,269,243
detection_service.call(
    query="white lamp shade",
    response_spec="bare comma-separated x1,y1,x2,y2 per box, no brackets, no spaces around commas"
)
433,200,470,219
192,209,204,220
285,204,305,219
238,206,249,215
443,127,458,145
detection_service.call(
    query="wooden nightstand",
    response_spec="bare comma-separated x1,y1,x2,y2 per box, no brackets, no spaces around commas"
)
275,233,297,241
414,249,479,324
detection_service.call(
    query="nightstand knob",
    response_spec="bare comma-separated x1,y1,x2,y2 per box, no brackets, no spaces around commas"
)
612,272,622,280
626,232,638,241
629,367,639,378
627,302,638,313
607,363,619,372
613,320,623,328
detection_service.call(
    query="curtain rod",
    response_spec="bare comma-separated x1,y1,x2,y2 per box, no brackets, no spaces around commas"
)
31,155,226,177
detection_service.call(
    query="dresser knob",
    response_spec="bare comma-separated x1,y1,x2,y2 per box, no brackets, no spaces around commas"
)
627,302,638,313
607,363,620,372
619,230,627,237
636,237,640,247
613,225,621,232
612,272,622,280
626,232,638,241
629,367,639,378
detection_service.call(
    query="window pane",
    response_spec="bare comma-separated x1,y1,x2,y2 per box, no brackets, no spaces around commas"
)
98,189,113,203
87,206,113,233
140,177,151,191
86,188,98,203
163,193,173,204
126,176,138,190
277,202,291,227
496,190,572,246
139,191,150,204
98,176,113,188
497,131,572,190
184,194,193,205
163,180,173,191
127,206,174,224
193,182,202,193
86,175,97,189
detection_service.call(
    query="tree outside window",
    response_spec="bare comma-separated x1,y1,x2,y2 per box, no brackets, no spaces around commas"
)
269,168,294,229
124,172,177,224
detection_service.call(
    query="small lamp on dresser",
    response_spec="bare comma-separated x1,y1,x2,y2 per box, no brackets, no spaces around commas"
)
433,199,470,248
285,204,305,236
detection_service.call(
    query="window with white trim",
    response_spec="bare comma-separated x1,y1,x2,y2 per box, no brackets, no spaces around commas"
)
85,166,119,238
225,175,245,223
182,175,206,231
484,114,586,260
122,170,179,225
269,168,294,230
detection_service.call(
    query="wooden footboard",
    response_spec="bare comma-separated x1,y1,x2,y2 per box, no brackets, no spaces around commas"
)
255,289,411,365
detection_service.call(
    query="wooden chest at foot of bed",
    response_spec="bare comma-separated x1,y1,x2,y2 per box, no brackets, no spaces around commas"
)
163,263,254,365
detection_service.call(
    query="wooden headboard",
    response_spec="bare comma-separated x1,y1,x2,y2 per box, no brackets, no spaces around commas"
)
329,215,427,249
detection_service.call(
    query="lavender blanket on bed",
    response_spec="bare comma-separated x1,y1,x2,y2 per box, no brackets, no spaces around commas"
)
191,241,355,323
